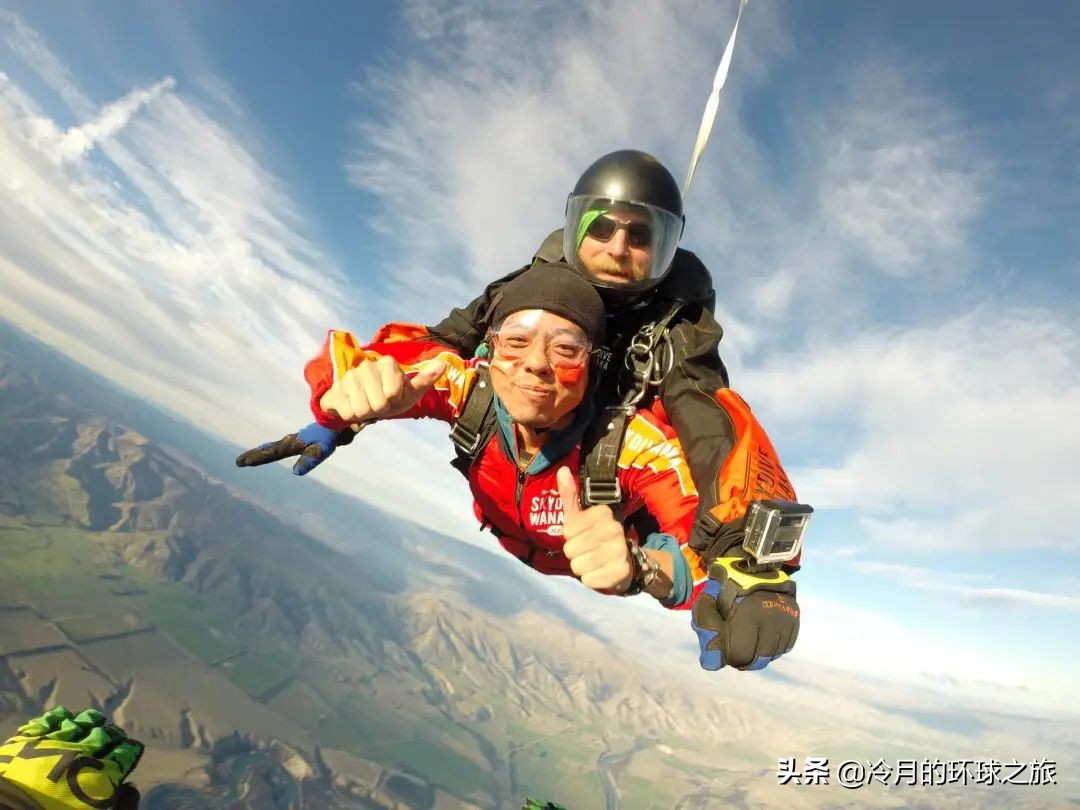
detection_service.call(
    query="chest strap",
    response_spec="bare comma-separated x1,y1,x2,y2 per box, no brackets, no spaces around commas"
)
578,404,634,520
580,299,685,519
448,364,498,478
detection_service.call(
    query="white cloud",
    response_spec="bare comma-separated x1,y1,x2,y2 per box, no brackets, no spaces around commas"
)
812,62,984,277
0,13,484,541
346,0,793,321
791,592,1076,712
53,78,176,163
853,561,1080,611
1,10,84,112
742,305,1080,552
548,574,1077,715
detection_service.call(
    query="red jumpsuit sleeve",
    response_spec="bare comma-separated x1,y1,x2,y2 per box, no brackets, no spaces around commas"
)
617,409,709,610
302,324,477,430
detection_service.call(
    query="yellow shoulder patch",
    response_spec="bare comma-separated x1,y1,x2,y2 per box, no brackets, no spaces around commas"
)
618,414,698,497
434,353,476,416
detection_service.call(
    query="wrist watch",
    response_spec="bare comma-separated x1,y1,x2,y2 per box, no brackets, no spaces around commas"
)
622,542,672,600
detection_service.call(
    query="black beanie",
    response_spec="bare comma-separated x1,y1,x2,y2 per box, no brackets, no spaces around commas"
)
489,262,606,345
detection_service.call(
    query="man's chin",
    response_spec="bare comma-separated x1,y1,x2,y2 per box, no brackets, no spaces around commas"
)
513,413,557,431
589,265,648,285
505,404,557,431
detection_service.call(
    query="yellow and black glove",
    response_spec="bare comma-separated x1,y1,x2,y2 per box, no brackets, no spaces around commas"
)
0,707,143,809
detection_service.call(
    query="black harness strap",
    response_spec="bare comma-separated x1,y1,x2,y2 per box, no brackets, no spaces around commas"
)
579,299,686,517
448,365,498,478
578,405,632,520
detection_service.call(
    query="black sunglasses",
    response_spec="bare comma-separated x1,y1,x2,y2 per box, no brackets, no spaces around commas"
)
585,215,654,248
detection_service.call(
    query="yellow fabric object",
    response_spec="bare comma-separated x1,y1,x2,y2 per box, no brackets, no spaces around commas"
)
712,556,791,592
0,736,123,809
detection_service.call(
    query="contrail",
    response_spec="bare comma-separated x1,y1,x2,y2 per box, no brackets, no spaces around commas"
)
56,76,177,162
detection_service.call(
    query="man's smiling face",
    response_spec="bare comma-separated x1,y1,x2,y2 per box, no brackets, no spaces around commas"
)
488,309,591,431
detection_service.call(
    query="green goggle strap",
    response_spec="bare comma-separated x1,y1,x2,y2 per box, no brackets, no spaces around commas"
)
574,207,609,249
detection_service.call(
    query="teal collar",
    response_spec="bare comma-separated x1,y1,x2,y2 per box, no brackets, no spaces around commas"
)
494,394,594,475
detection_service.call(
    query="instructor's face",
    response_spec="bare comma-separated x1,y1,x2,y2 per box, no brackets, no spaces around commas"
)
488,310,590,431
576,208,654,284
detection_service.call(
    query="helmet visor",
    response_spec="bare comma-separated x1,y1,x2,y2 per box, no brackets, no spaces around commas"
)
563,195,684,291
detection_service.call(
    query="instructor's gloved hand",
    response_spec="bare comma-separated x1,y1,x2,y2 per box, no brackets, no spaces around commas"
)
235,422,358,476
0,706,144,809
691,578,800,671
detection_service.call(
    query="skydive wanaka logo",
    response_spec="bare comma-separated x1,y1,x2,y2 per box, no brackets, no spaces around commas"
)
529,488,565,536
594,344,614,372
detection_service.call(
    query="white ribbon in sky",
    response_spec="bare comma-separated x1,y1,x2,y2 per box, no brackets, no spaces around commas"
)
683,0,750,199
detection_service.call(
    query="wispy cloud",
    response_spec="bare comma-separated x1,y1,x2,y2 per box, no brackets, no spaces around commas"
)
346,1,987,372
743,305,1080,552
0,12,480,539
46,77,176,163
1,10,84,111
346,0,793,323
791,591,1080,709
853,561,1080,611
812,62,983,277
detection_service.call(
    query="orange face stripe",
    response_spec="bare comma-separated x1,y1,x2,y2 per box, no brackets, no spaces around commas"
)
553,364,586,385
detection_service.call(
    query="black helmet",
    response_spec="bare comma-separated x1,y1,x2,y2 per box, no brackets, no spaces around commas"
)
563,150,686,299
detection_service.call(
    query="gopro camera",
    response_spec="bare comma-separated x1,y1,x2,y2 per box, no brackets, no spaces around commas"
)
742,499,813,566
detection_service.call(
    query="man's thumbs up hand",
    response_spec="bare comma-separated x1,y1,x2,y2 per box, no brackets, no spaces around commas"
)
320,355,446,425
557,467,634,594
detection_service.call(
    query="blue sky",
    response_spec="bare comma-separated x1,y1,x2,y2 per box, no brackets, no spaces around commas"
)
1,0,1077,714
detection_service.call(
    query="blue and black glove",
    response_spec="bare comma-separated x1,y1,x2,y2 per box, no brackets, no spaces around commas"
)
691,558,800,671
235,422,358,476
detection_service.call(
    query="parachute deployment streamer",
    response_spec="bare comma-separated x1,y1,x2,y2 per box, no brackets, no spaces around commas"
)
683,0,749,198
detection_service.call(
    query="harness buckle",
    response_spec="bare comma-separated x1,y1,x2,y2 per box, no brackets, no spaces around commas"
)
583,476,622,506
449,421,483,455
448,373,492,457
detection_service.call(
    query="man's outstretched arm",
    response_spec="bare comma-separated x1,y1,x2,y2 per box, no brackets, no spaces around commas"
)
235,261,529,476
235,230,558,476
235,324,458,475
